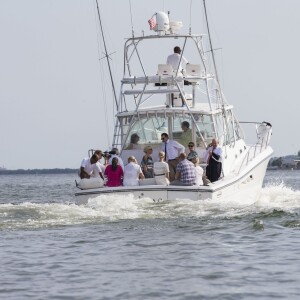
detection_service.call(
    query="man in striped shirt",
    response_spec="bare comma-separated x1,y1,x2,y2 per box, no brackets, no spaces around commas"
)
171,153,196,186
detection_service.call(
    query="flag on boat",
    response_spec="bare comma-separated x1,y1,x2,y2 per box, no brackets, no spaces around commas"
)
148,15,156,30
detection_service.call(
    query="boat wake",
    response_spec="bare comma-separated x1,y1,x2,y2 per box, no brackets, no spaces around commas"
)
1,184,299,230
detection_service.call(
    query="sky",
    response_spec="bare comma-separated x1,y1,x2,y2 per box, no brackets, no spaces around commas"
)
0,0,299,169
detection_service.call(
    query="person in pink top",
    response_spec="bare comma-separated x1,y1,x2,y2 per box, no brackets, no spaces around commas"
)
104,157,124,187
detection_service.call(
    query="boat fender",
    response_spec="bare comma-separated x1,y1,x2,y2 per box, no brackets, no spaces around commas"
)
77,178,104,190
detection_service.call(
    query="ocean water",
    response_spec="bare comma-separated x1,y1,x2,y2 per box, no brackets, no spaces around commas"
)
1,170,300,299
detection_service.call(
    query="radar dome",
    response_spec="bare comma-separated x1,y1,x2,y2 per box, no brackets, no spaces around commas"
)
155,11,169,32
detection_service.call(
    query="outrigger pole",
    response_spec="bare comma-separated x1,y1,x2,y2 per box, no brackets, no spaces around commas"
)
96,0,119,111
203,0,229,148
203,0,220,88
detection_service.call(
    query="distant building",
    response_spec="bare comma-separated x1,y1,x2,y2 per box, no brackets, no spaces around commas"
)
269,155,300,170
281,156,300,169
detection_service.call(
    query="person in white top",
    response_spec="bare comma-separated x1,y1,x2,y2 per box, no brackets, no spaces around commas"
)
192,156,203,186
94,150,106,174
166,46,188,75
153,151,170,185
80,154,104,180
108,148,124,171
204,138,223,182
161,133,185,182
123,156,145,186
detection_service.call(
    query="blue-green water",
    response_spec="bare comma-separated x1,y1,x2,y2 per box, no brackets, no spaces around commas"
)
1,170,300,299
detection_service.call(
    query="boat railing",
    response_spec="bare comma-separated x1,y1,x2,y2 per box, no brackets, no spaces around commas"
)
237,122,272,173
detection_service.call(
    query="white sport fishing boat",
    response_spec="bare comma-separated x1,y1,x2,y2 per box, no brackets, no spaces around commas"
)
75,5,273,205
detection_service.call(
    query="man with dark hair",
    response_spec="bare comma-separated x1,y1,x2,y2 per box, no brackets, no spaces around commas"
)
180,121,193,147
170,153,196,186
166,46,188,74
94,150,106,173
80,154,104,180
161,133,185,181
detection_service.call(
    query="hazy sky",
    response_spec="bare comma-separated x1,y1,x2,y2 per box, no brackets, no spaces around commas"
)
1,0,299,169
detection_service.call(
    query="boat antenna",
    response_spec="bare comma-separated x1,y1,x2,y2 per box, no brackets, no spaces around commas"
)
189,0,193,35
203,0,220,87
96,0,119,111
129,0,135,37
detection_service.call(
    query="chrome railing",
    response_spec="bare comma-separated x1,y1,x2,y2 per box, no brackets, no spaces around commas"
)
237,122,272,173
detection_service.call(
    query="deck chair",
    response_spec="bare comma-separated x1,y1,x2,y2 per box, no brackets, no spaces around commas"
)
185,64,201,83
157,64,173,76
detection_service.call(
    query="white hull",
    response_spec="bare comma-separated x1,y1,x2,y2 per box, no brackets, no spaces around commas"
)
75,146,272,205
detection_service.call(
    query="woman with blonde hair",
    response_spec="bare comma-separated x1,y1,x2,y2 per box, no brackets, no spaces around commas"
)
140,145,154,178
123,156,145,186
192,156,204,186
153,151,170,185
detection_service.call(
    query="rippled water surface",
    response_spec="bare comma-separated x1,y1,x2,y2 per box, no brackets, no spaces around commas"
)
1,170,300,299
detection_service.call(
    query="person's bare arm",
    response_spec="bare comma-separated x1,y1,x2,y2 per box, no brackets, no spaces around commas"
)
80,167,90,179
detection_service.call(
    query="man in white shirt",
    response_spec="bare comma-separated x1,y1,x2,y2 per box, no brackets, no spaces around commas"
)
161,133,185,182
80,154,104,180
94,150,106,174
166,46,188,75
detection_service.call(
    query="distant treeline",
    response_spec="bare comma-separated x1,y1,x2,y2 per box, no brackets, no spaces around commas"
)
0,168,78,175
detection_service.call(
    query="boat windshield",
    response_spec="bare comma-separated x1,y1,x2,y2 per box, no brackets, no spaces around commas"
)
121,113,216,150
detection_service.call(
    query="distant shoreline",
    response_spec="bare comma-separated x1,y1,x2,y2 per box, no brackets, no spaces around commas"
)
0,169,78,175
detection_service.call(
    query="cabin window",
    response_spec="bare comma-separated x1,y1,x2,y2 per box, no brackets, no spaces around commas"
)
194,114,215,144
225,112,236,145
123,115,167,149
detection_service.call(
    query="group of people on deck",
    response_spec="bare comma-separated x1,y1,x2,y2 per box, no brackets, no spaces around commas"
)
79,121,223,188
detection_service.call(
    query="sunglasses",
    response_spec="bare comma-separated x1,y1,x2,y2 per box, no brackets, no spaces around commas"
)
188,144,194,147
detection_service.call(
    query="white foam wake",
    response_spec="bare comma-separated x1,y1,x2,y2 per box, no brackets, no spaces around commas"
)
0,184,299,230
